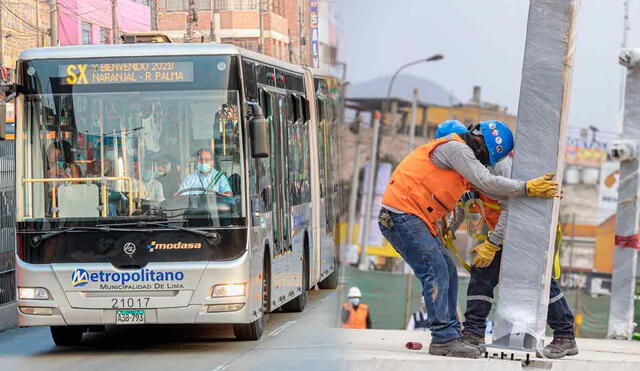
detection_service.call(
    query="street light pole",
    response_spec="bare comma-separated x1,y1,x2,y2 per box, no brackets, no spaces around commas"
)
385,54,443,136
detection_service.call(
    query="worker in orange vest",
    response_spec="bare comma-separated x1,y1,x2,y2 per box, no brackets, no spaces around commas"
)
438,122,577,359
378,120,559,358
340,287,371,329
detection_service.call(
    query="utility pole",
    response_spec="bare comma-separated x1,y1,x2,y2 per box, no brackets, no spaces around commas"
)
287,29,293,63
408,88,419,152
150,0,158,31
346,111,363,261
112,0,119,44
50,0,58,46
258,0,264,53
358,111,381,271
297,0,304,64
35,0,40,47
0,2,3,74
209,0,216,42
617,0,630,134
186,0,195,43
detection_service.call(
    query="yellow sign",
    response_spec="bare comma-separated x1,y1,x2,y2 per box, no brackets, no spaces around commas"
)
59,61,194,85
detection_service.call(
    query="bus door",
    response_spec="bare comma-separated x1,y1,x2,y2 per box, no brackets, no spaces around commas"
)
261,89,291,256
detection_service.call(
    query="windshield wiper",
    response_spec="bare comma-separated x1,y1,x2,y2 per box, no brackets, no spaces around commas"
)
31,226,110,245
96,221,221,244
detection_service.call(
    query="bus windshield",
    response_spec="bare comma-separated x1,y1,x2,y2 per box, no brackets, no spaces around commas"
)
18,56,246,226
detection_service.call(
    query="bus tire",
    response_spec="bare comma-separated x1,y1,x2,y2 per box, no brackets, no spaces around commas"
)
318,260,339,289
234,247,271,341
282,240,309,312
50,326,84,346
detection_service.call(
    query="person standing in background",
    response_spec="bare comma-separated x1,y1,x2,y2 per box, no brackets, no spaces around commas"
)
341,287,372,329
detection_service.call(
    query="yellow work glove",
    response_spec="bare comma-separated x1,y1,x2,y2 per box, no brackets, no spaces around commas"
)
443,230,455,248
526,172,559,198
471,240,501,268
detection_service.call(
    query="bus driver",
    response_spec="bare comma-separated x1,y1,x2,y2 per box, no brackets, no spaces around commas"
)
177,149,232,196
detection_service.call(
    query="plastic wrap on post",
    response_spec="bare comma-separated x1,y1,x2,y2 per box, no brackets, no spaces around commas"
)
492,0,579,351
607,48,640,340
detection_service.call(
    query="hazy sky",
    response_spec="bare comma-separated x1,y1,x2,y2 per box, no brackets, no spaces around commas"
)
338,0,640,135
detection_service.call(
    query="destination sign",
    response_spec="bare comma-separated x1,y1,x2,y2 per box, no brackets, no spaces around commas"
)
59,61,194,85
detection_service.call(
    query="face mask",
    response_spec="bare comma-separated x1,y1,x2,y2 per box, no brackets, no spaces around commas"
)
56,161,65,169
350,298,360,306
142,170,154,181
197,163,212,173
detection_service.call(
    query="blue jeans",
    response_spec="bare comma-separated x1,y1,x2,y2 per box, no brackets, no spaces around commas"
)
378,210,461,343
463,249,575,339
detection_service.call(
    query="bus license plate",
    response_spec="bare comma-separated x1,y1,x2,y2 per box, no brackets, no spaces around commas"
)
116,310,145,325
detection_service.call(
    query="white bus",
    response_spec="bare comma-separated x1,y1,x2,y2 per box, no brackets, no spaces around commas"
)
0,43,341,345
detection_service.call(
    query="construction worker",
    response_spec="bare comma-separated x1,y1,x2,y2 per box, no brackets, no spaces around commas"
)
406,296,430,331
378,120,559,358
436,122,578,359
341,287,372,329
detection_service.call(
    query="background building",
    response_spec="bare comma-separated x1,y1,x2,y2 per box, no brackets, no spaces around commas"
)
1,0,51,81
58,0,151,46
155,0,337,68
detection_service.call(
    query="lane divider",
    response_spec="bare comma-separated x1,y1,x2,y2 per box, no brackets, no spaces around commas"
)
268,320,296,337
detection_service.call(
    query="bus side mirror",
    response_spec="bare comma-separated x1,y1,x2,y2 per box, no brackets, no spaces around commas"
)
0,103,6,140
247,102,269,158
250,116,269,158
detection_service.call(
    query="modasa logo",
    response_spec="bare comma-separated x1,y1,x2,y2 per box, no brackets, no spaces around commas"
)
71,268,90,287
147,241,202,252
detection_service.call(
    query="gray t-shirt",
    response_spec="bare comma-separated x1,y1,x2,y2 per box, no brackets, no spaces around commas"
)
448,156,513,244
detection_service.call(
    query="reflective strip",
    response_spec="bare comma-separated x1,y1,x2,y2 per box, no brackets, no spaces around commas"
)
467,295,493,303
549,292,564,304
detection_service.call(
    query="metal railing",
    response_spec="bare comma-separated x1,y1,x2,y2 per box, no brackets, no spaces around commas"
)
0,141,16,306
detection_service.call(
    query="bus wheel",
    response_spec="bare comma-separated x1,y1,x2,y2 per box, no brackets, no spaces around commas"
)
234,250,271,341
50,326,84,346
282,243,309,312
318,259,339,289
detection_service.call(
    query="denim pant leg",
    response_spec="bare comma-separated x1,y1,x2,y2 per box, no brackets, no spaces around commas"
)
547,279,575,339
379,213,461,343
442,245,461,334
463,250,502,337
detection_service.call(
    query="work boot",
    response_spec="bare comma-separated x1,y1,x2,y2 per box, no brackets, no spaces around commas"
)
536,337,579,359
429,338,483,358
461,330,486,351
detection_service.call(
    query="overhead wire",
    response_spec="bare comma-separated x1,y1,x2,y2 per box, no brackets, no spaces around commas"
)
0,2,47,33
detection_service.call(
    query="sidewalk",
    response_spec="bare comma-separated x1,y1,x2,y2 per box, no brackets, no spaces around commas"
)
338,328,640,371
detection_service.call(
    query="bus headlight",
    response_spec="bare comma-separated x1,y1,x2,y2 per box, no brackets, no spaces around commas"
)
211,284,245,297
18,287,49,300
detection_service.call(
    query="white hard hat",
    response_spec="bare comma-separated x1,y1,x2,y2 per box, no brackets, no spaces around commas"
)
348,287,362,298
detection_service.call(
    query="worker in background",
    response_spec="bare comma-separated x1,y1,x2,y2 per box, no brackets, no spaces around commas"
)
341,287,371,329
437,121,578,359
378,120,559,358
406,296,430,331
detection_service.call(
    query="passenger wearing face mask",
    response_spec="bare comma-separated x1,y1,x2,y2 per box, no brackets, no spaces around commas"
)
177,149,232,196
139,166,165,206
340,287,371,329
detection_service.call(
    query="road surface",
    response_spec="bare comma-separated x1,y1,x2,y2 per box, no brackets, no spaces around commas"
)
0,289,344,371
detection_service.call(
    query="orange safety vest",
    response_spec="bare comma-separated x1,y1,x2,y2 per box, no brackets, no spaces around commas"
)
382,134,470,236
466,191,501,231
342,303,369,329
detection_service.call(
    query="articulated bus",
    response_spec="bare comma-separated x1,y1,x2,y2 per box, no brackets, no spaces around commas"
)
0,43,341,345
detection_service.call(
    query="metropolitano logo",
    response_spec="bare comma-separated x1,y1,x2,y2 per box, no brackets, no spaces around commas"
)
71,268,90,287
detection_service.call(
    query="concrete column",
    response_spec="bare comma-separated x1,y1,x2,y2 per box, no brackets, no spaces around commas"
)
493,0,579,351
607,48,640,340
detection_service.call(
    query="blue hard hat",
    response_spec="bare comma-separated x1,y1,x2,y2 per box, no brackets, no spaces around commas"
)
434,120,469,139
476,120,514,166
